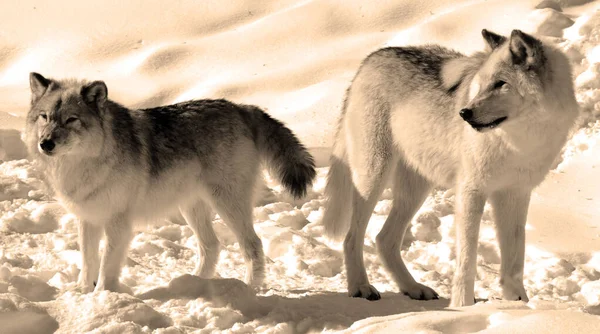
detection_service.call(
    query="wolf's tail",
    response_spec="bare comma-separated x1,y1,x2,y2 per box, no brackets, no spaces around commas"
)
246,106,316,199
321,126,353,241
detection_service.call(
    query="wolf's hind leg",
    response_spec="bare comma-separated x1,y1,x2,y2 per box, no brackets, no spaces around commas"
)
180,200,220,278
341,96,397,300
490,188,530,302
209,183,265,288
77,220,102,293
376,161,439,300
343,152,395,300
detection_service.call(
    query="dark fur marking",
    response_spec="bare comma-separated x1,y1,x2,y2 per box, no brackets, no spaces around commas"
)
372,46,463,90
248,106,316,198
482,29,507,50
54,98,62,114
141,99,249,177
105,101,143,165
447,80,462,95
137,98,315,195
509,30,546,73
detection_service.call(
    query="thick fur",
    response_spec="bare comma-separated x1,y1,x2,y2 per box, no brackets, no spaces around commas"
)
322,30,578,306
25,74,316,293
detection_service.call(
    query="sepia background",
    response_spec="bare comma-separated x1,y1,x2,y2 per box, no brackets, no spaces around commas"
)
1,0,600,332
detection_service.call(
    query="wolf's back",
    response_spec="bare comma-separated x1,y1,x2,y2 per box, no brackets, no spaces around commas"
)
244,106,316,198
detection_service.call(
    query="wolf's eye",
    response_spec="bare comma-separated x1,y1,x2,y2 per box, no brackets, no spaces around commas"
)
39,113,47,120
65,117,79,124
493,80,507,89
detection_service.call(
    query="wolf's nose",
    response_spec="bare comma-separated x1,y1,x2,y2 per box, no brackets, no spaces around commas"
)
459,108,473,121
40,139,55,153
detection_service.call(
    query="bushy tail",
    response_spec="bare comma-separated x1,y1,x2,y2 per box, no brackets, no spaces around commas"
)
246,106,316,199
321,129,353,242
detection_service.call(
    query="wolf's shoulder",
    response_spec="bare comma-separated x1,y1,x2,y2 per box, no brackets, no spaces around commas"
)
366,45,464,63
359,45,465,83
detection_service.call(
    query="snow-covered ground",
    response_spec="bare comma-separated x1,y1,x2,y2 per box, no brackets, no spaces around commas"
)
1,0,600,333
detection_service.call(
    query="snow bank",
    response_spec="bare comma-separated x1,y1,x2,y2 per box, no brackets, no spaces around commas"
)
0,129,27,162
0,293,59,334
1,201,64,234
343,302,600,334
51,291,172,333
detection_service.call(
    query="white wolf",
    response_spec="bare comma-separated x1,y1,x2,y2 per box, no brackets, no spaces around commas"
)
25,73,316,293
322,29,578,307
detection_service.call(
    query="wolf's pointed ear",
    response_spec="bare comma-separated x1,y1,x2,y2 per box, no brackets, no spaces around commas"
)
482,29,506,50
30,72,51,104
509,30,545,70
81,81,108,109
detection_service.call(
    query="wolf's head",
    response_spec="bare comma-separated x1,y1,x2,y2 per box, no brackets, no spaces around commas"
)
455,29,549,133
26,73,108,157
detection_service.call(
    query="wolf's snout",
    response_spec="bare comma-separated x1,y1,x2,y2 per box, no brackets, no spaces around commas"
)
459,108,473,121
40,139,56,153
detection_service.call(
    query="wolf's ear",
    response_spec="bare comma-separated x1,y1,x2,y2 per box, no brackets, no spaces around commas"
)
81,81,108,109
30,72,51,104
482,29,506,51
509,30,545,70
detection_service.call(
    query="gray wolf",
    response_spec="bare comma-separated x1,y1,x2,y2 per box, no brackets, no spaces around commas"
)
25,73,316,293
322,29,578,307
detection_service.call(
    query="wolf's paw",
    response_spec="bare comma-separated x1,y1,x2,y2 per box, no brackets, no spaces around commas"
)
450,295,476,307
94,281,133,295
501,283,529,303
500,276,528,302
450,278,476,307
246,273,265,290
401,283,439,300
349,284,381,301
73,284,94,294
76,279,96,294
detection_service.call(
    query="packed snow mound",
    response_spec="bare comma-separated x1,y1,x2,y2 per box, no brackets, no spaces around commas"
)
0,293,59,334
342,301,600,334
50,291,173,332
1,201,64,234
565,7,600,120
7,274,57,302
0,111,23,131
0,129,27,162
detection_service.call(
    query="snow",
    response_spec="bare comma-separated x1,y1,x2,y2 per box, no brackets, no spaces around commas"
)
0,293,59,334
1,0,600,333
342,303,600,334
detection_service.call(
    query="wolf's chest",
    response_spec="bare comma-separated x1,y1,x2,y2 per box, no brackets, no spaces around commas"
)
483,144,562,190
47,162,133,220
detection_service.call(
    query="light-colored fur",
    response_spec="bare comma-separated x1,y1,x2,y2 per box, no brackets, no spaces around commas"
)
322,30,579,306
66,137,262,293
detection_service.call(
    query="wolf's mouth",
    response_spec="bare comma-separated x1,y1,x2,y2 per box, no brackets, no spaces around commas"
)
468,117,507,131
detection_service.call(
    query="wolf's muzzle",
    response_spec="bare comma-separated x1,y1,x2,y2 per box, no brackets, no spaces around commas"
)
40,139,56,154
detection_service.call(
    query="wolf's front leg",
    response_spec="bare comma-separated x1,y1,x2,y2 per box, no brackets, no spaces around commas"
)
95,214,133,293
77,220,102,293
450,184,486,307
490,188,531,302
